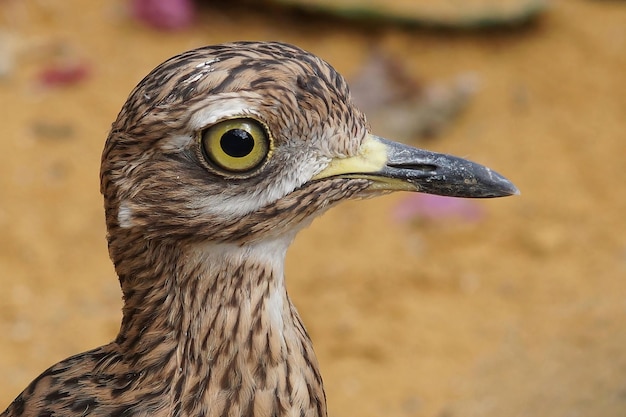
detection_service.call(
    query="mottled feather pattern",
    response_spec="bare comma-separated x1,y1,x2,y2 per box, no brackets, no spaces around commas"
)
4,241,329,417
110,42,365,154
2,42,374,417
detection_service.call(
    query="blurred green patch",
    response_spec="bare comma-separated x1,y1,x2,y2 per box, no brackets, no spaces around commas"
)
269,0,548,28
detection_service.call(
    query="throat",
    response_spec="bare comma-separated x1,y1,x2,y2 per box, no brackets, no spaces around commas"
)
115,238,327,417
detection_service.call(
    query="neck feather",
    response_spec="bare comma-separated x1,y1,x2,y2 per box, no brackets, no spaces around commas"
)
112,235,326,417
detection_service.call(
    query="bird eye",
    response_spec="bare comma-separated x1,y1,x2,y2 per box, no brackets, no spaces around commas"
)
201,118,271,174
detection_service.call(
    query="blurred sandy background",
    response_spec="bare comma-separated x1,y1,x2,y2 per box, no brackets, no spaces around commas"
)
1,1,625,416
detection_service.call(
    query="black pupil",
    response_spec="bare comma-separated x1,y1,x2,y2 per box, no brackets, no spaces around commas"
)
220,129,255,158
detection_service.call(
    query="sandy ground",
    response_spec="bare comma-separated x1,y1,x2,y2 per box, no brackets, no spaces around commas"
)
1,1,625,416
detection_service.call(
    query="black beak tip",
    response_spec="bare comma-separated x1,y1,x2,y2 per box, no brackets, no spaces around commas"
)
484,169,520,197
413,163,520,199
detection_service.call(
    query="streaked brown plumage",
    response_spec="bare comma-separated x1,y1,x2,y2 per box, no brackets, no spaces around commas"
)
2,41,517,417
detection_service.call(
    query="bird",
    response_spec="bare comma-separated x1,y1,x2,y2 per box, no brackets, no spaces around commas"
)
2,41,517,417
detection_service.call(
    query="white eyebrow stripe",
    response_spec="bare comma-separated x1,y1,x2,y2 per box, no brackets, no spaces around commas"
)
188,95,263,131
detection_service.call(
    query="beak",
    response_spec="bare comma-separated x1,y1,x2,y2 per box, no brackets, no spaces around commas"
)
312,134,518,198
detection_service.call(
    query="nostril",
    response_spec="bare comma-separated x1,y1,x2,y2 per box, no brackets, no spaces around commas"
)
387,163,438,172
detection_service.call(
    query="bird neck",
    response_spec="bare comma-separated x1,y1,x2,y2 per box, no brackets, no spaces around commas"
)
113,236,327,417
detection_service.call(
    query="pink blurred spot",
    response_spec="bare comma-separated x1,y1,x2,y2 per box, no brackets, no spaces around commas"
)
131,0,195,31
392,194,484,223
38,62,90,87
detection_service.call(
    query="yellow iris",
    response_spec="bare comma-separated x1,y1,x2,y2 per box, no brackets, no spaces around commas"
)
201,118,271,174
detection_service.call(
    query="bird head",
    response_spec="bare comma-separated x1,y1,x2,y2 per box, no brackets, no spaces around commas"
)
101,42,517,252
